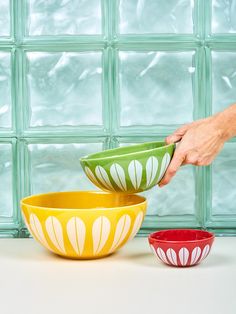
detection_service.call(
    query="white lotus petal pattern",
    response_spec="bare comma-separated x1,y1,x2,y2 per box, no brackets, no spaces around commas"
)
29,214,51,250
110,163,127,191
128,160,143,190
152,245,212,266
157,153,171,182
190,247,201,265
128,211,144,241
92,216,111,255
67,217,86,256
167,248,178,266
200,245,210,262
150,244,157,256
84,153,171,192
84,166,101,187
45,216,66,254
156,247,169,264
95,166,115,191
179,247,189,266
146,156,158,187
109,214,131,252
22,212,30,231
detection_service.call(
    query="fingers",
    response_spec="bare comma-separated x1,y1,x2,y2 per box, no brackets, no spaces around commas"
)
165,133,182,144
159,151,185,187
165,124,190,144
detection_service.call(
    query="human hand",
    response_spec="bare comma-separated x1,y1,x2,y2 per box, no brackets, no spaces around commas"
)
159,115,227,187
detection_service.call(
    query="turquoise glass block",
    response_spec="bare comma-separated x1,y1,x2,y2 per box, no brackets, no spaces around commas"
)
28,142,102,194
0,143,13,218
212,0,236,33
0,0,10,37
212,51,236,114
119,0,194,34
119,51,195,126
27,0,102,36
26,52,103,127
143,165,195,216
0,52,11,128
212,143,236,215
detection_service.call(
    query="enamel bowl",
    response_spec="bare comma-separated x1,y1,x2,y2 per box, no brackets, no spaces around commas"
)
80,141,175,193
21,191,147,259
148,229,215,267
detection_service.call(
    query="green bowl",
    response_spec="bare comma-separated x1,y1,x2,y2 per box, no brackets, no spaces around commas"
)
80,141,175,193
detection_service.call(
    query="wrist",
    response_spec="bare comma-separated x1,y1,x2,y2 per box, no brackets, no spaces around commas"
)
213,104,236,141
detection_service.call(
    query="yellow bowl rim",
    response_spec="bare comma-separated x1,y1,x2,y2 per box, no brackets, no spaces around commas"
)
20,190,147,212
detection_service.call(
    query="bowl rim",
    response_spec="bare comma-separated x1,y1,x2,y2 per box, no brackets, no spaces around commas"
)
148,229,215,244
20,190,147,211
80,141,175,162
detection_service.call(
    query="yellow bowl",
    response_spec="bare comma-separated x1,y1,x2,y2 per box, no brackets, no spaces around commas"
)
21,191,147,259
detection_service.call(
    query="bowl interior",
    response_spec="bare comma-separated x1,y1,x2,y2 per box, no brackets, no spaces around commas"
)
149,229,214,243
81,141,172,161
21,191,146,210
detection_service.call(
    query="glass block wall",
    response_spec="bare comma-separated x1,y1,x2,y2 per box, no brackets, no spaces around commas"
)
0,0,236,237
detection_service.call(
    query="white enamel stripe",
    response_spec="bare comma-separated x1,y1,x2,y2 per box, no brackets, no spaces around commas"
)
128,160,143,190
95,166,115,191
22,211,30,231
156,247,169,264
92,216,111,255
45,216,66,254
150,244,157,256
84,166,100,187
146,156,158,187
110,163,127,191
190,247,201,265
179,247,189,266
200,245,210,262
166,248,178,266
128,212,144,241
157,153,171,182
109,215,131,252
29,214,50,250
66,217,86,256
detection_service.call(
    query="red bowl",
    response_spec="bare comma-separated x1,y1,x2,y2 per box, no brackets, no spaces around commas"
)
148,229,215,267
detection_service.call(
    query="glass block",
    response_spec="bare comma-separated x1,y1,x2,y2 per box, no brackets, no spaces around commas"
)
28,142,102,194
119,0,193,34
142,165,195,216
26,52,103,127
119,51,195,126
0,143,13,218
212,143,236,215
212,0,236,33
0,52,11,128
27,0,101,36
212,52,236,114
0,0,10,37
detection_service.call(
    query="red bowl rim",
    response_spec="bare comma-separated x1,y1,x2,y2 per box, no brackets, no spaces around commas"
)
148,229,215,244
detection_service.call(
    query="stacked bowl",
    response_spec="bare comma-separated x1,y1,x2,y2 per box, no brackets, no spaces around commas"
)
21,141,175,259
21,140,215,265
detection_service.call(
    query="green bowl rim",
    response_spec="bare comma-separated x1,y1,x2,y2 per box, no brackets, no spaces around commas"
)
80,141,175,163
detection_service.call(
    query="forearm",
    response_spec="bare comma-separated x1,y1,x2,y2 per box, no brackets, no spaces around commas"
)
214,104,236,141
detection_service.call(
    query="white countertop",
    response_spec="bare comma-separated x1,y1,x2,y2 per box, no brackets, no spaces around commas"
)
0,237,235,314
